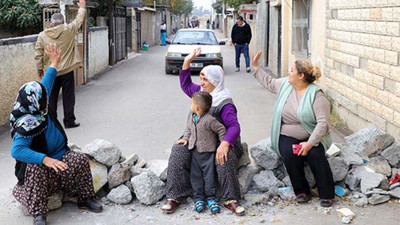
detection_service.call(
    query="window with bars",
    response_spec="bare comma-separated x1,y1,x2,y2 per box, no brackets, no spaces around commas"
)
43,8,61,29
292,0,310,57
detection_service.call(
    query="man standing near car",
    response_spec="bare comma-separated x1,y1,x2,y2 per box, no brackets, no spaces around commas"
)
231,16,252,73
35,0,86,129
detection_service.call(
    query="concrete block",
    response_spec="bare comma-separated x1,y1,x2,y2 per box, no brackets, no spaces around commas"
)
387,22,400,36
381,7,393,21
376,22,388,35
380,35,392,49
385,50,399,65
392,37,400,51
390,65,400,81
370,8,382,20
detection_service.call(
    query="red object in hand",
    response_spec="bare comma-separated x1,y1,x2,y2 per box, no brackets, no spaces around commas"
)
390,173,400,185
292,144,302,154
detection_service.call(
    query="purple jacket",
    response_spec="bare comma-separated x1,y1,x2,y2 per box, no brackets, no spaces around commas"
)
179,69,241,145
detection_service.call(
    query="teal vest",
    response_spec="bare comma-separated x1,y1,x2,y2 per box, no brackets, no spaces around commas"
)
270,78,332,157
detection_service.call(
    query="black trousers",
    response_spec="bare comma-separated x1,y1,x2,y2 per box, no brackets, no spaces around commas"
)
49,71,76,126
279,135,334,199
190,150,217,202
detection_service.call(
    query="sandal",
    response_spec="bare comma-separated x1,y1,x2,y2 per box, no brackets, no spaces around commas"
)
224,200,245,216
295,193,311,203
161,199,180,214
207,198,220,214
320,199,334,207
194,200,206,213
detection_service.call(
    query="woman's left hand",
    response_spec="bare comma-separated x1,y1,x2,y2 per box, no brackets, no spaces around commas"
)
251,51,262,71
45,44,62,68
216,141,230,165
298,142,313,156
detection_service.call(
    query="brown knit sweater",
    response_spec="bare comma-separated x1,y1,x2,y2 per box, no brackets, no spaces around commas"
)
183,113,226,153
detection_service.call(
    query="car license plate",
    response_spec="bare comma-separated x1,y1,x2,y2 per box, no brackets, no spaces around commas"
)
190,63,203,68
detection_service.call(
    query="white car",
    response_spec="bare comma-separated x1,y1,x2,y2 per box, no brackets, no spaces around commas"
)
165,29,225,74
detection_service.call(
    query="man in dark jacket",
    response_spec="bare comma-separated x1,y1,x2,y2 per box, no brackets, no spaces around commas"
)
231,16,252,73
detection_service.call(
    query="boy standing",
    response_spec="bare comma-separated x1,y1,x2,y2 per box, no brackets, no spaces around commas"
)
176,91,225,214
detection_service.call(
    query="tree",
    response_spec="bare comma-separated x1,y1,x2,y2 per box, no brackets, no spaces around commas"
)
183,0,193,16
223,0,253,11
0,0,42,35
212,0,222,14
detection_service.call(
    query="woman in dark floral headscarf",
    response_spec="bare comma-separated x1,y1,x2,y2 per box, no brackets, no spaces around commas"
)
10,44,102,225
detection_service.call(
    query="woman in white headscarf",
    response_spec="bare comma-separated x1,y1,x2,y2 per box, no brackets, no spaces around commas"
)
162,48,245,216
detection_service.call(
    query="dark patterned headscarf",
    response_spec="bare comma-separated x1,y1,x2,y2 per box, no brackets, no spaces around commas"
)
10,81,48,138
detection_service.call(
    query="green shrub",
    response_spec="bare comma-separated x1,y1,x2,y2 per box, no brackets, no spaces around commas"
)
0,0,42,35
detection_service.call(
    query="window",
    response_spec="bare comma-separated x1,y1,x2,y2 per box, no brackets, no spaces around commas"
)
292,0,310,57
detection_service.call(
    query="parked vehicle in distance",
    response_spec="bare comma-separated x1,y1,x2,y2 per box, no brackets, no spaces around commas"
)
165,29,225,75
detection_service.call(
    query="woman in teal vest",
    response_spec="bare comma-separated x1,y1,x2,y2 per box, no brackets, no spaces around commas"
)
251,51,334,207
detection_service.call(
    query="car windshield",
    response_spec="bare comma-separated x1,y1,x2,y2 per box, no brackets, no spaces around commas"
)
172,31,218,45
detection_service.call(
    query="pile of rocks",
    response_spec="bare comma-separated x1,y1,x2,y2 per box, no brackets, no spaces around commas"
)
240,127,400,207
74,139,169,206
31,126,400,214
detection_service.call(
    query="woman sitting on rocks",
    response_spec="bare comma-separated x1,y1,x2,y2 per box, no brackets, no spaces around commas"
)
250,51,335,207
161,47,245,216
10,44,102,225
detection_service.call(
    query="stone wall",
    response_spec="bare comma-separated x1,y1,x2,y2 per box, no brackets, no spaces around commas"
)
88,27,109,79
325,0,400,140
0,35,38,127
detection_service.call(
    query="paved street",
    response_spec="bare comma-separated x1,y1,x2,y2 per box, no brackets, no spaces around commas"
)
0,31,399,224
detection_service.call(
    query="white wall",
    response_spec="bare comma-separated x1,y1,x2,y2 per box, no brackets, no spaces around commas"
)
88,27,109,79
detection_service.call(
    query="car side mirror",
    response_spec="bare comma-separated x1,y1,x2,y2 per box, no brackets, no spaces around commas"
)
218,41,226,45
166,40,171,44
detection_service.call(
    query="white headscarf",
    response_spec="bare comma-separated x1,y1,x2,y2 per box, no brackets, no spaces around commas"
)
201,65,232,107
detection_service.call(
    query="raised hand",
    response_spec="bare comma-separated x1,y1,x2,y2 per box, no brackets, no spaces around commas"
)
45,44,62,68
251,51,262,71
182,47,201,70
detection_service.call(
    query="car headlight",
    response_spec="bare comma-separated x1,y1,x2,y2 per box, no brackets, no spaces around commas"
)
167,52,182,57
205,53,221,58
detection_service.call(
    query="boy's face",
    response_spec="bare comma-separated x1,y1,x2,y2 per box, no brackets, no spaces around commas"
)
190,98,200,115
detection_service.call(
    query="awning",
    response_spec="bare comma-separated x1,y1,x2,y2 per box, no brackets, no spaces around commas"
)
238,9,257,13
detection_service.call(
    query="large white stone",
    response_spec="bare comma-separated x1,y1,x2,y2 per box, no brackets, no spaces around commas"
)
238,142,251,168
145,159,168,181
389,187,400,199
345,127,394,157
89,159,108,193
135,158,147,168
48,192,63,210
345,166,370,191
238,165,262,194
131,171,166,205
341,146,364,166
108,163,131,189
83,139,122,166
366,156,392,177
121,154,139,167
328,156,349,182
107,185,132,204
368,194,390,205
250,138,282,170
253,170,284,192
361,171,386,193
380,142,400,167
